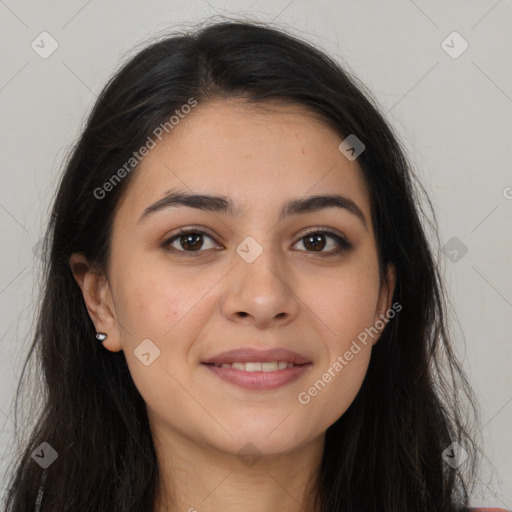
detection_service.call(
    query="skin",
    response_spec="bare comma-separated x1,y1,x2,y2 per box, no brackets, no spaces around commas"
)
70,99,396,512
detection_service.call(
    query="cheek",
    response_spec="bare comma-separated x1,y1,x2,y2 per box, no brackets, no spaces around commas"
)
111,262,218,389
310,262,382,349
114,261,202,340
298,284,376,431
296,260,380,424
114,271,202,424
304,347,371,433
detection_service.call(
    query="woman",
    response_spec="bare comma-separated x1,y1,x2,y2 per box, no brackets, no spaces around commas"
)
3,20,507,512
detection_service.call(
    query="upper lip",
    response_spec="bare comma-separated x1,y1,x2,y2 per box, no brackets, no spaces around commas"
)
202,348,311,365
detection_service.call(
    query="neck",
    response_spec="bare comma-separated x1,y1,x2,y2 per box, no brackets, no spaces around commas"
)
151,427,324,512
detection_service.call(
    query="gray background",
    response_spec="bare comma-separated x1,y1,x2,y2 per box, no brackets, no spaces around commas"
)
0,0,510,508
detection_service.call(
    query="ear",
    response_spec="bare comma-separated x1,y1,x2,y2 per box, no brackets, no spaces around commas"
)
69,253,123,352
372,262,397,346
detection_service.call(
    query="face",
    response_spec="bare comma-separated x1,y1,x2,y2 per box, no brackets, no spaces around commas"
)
72,99,395,458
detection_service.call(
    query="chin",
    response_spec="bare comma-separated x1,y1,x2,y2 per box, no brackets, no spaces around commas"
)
212,422,314,458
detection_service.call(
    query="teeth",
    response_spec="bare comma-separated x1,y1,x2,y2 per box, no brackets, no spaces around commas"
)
262,362,277,372
245,362,262,372
212,361,295,372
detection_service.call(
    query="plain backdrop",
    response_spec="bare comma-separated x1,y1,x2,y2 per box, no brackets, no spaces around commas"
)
0,0,510,508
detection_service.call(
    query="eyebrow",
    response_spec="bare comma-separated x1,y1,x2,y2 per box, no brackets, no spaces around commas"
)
137,189,367,229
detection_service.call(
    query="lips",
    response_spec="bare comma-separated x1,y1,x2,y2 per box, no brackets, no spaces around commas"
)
201,347,311,366
201,347,312,391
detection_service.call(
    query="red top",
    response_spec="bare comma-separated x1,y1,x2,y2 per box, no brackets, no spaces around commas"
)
471,508,510,511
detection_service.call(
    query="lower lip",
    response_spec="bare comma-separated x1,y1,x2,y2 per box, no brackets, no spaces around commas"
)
202,363,312,391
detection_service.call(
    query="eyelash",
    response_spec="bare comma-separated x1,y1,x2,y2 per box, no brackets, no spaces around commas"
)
161,226,352,257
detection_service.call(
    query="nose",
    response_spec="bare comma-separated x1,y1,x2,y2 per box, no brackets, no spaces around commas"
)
221,246,300,329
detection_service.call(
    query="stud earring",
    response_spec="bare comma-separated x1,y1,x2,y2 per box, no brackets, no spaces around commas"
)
95,332,107,341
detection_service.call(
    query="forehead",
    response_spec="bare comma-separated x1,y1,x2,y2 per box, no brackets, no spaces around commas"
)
116,99,371,223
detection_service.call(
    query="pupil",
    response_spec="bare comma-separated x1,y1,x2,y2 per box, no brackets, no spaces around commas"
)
182,233,202,251
305,234,325,251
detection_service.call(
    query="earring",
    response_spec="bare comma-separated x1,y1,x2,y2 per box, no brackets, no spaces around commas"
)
96,332,107,341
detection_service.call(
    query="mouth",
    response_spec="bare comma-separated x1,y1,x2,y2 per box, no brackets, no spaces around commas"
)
202,347,311,366
204,361,300,371
201,361,312,391
201,348,312,390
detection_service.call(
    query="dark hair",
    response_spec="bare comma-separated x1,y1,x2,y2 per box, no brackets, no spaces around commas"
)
3,19,480,512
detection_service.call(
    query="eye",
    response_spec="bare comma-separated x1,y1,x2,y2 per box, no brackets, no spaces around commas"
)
162,227,352,257
163,229,220,255
292,228,352,255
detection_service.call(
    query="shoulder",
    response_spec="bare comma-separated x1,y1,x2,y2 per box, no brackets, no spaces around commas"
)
469,508,510,512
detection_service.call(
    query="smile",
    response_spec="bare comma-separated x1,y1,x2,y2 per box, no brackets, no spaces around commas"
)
209,361,295,371
202,361,312,390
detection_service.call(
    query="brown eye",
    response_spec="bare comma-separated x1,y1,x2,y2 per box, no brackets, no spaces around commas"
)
302,233,328,252
163,230,219,254
293,230,352,255
177,233,203,251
